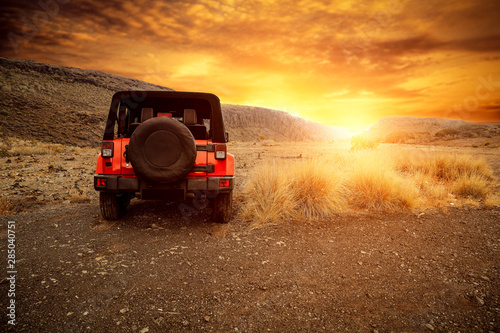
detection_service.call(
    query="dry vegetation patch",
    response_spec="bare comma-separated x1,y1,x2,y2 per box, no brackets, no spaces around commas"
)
242,149,498,225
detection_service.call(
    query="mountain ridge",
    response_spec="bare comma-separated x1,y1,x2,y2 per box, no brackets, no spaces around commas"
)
0,57,345,146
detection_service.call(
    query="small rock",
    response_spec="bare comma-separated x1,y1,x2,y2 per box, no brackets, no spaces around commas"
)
120,308,129,314
480,276,490,282
204,316,211,322
67,312,73,316
139,328,149,333
425,323,435,331
182,320,190,327
475,296,485,306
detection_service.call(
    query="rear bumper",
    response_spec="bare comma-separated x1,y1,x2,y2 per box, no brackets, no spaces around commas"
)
94,175,234,196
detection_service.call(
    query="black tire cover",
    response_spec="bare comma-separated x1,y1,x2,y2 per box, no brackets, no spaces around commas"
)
128,117,196,183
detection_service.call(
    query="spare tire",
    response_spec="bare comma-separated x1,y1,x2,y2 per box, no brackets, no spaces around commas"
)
128,117,196,183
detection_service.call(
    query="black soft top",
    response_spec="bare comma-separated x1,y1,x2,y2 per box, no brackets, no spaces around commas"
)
103,91,226,143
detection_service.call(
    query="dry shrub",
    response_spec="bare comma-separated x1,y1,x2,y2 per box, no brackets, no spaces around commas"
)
242,150,497,225
241,161,297,224
396,152,493,182
484,195,500,209
242,158,345,225
411,171,449,206
346,152,419,211
69,189,91,203
451,174,491,199
288,158,345,219
7,141,64,156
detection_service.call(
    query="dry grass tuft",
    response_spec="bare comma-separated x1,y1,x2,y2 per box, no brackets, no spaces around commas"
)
451,174,491,199
69,189,92,203
241,161,297,225
288,158,346,219
242,158,345,225
242,149,497,225
346,152,419,211
396,152,493,182
0,139,64,156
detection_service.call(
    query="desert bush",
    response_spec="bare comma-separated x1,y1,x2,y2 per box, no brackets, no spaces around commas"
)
69,189,91,203
241,161,297,224
451,174,491,199
242,149,497,224
3,139,64,156
395,152,493,182
288,158,346,219
242,158,346,224
350,135,378,151
345,152,419,211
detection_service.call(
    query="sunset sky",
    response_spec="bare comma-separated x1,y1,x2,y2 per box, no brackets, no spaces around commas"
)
1,0,500,132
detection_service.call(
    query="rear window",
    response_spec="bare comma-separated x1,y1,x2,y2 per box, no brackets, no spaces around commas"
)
114,97,212,139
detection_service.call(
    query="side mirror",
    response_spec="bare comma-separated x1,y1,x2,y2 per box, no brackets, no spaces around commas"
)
225,132,229,142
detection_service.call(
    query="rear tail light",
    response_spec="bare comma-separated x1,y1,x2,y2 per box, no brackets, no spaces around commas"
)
220,179,231,188
215,144,226,160
101,142,114,158
96,178,107,186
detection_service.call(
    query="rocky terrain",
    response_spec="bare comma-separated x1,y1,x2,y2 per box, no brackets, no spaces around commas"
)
1,141,499,332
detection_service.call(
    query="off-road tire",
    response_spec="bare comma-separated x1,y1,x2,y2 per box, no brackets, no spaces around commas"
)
128,117,197,183
212,192,233,223
100,192,128,220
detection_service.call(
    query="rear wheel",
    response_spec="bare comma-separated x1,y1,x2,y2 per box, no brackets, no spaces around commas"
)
212,192,233,223
99,192,130,220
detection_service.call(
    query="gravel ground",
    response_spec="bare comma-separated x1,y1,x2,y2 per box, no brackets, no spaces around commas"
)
0,142,499,332
1,202,499,332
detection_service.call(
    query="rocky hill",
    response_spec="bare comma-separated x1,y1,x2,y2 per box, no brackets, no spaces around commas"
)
222,104,346,142
365,116,500,145
368,117,468,135
0,57,345,146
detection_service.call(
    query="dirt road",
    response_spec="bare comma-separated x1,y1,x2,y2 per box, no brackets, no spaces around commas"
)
1,201,499,332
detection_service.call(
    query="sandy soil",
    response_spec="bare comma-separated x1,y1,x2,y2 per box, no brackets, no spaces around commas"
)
0,142,499,332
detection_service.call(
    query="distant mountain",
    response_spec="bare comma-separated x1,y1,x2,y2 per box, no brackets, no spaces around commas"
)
222,104,347,142
368,116,469,135
365,116,499,144
0,57,345,146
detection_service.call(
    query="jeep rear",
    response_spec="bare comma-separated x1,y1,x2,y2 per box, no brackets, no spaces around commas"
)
94,91,235,222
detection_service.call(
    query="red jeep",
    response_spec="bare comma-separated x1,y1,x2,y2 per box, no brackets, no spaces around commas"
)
94,91,235,222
